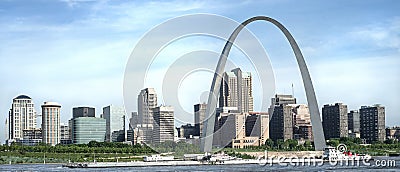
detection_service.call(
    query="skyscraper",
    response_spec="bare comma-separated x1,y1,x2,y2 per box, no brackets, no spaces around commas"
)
138,88,157,125
219,68,253,113
152,106,174,143
194,103,206,137
268,94,296,142
360,105,385,143
103,105,126,142
322,103,348,139
137,88,158,143
41,102,61,146
8,95,37,143
269,105,294,141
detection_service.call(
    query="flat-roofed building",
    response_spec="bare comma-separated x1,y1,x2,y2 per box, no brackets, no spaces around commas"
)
360,105,385,143
194,103,206,137
152,106,174,143
71,117,106,144
322,103,348,139
103,105,126,142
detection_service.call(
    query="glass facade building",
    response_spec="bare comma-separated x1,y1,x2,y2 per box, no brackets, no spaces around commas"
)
102,105,126,142
71,117,106,144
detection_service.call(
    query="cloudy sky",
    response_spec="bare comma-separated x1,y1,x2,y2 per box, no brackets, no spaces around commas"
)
1,0,399,143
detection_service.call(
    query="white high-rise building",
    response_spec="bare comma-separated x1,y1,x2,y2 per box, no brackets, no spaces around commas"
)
138,88,157,125
137,88,158,143
219,68,253,113
8,95,37,143
41,102,61,146
103,105,126,142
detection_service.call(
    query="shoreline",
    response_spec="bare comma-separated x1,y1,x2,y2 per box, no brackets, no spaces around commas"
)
3,157,398,166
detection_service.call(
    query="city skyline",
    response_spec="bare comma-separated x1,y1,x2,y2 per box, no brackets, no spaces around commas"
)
1,1,399,144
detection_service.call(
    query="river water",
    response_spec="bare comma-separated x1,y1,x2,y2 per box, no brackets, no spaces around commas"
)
0,157,399,171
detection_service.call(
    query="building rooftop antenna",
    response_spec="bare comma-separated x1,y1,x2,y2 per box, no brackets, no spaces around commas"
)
291,83,294,97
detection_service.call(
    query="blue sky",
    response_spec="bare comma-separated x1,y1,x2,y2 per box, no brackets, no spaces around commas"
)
0,0,399,144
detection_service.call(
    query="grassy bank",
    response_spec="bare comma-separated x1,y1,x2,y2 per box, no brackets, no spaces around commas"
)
0,152,144,164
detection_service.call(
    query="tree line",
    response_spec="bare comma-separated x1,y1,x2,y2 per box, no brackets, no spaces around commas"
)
0,141,155,154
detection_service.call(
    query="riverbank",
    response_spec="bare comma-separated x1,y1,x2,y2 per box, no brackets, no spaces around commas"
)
240,151,324,158
0,152,144,164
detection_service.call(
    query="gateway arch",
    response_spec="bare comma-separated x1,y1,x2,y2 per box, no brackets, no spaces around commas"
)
201,16,326,152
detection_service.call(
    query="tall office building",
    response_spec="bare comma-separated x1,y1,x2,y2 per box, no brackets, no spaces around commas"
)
72,107,95,118
322,103,348,139
138,88,157,125
8,95,37,143
269,105,294,141
360,105,385,143
194,103,206,137
348,110,360,133
41,102,61,146
103,105,126,142
219,68,253,113
71,117,106,144
268,94,296,117
152,106,174,143
268,94,296,142
137,88,157,143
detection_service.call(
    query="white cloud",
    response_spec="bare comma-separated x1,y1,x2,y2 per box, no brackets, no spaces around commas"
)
349,17,400,51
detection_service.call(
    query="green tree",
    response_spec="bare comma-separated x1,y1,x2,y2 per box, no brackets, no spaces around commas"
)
265,139,274,149
353,137,362,144
276,139,284,150
303,140,312,149
327,139,339,147
285,139,298,150
384,139,396,144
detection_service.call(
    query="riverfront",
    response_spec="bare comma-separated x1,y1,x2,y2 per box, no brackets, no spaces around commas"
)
1,156,399,171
